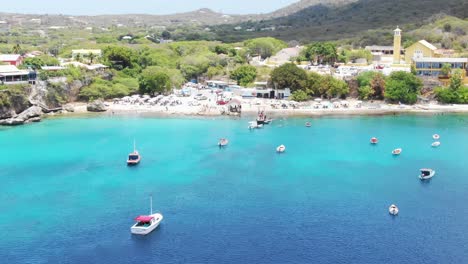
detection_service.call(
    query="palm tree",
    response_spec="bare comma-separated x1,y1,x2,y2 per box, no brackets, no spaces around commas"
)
88,52,96,64
12,43,21,54
75,53,82,62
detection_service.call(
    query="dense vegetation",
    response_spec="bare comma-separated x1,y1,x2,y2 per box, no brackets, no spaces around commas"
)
435,70,468,104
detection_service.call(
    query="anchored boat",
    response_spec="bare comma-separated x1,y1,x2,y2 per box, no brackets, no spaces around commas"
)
127,140,141,166
218,138,229,147
389,204,399,215
419,168,435,180
131,195,163,235
392,148,402,155
276,145,286,153
370,137,378,144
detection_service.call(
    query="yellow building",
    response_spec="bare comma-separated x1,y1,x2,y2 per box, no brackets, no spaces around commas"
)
404,40,437,64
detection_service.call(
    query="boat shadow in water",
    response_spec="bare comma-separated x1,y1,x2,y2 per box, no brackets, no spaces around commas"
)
419,179,432,187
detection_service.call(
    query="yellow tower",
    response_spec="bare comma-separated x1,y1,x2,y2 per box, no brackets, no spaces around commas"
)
393,26,402,64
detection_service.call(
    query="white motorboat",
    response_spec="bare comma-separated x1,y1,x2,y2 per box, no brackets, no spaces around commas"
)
392,148,402,155
131,196,163,235
370,137,378,144
432,141,441,147
276,145,286,153
433,134,440,140
389,204,399,215
218,138,229,147
419,168,435,180
305,122,311,127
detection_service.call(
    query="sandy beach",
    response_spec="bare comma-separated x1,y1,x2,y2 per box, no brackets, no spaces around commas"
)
65,94,468,118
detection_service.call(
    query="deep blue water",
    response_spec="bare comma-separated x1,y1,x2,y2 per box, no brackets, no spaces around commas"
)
1,114,468,264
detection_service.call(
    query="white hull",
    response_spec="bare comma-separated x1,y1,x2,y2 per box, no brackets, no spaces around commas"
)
389,205,399,215
392,148,402,155
276,145,286,153
432,142,441,147
433,134,440,140
131,213,163,235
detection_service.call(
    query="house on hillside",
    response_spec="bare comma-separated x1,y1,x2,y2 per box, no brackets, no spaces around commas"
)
0,65,36,84
0,54,23,66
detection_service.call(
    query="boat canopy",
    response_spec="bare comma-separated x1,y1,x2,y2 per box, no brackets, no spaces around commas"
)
135,215,154,222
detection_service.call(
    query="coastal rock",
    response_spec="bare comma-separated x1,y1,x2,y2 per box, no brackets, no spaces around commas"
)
87,100,108,112
17,106,43,120
64,105,75,112
0,106,15,119
0,118,25,126
28,117,42,123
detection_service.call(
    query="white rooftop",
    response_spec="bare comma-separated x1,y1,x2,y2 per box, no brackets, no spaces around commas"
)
0,54,21,61
0,65,29,76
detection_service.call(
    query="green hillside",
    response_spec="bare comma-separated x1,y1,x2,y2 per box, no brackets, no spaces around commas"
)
213,0,468,43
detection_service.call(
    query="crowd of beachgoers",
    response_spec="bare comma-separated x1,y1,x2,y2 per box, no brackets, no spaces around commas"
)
66,85,468,117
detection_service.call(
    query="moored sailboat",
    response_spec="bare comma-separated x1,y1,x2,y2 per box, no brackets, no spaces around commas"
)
127,140,141,166
131,195,163,235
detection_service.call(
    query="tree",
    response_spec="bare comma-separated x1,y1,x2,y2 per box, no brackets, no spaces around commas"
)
302,42,337,65
12,43,21,54
270,63,307,92
440,63,452,77
370,73,386,99
358,85,374,100
88,52,96,64
23,56,60,69
321,75,349,99
356,71,385,99
161,30,171,39
230,65,257,86
449,69,462,91
139,70,171,96
385,71,422,104
75,53,82,62
245,37,287,59
103,46,136,70
290,90,309,102
443,23,452,32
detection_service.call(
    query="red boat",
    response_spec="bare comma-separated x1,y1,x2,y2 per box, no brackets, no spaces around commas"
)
370,137,378,144
127,141,141,166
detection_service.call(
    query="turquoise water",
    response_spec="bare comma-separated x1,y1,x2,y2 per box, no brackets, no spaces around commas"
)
1,114,468,263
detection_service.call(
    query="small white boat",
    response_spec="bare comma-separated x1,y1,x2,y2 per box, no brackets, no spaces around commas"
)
305,122,311,127
392,148,402,155
131,196,163,235
431,141,441,147
370,137,378,144
433,134,440,140
276,145,286,153
389,204,399,215
218,138,229,147
419,168,435,180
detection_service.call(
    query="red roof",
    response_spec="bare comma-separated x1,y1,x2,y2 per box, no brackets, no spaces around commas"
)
135,215,153,222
